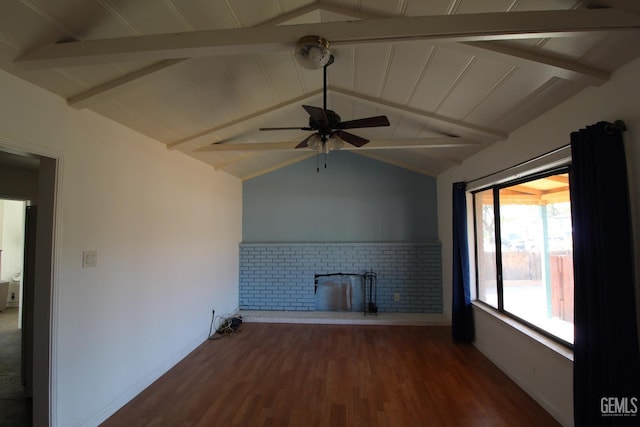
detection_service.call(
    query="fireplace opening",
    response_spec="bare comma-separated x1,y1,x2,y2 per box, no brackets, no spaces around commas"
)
314,273,364,312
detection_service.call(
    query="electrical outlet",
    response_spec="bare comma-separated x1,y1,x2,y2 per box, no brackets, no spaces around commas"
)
82,250,98,268
394,292,400,302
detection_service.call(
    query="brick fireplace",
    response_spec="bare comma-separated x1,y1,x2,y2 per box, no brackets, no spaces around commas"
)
239,242,442,313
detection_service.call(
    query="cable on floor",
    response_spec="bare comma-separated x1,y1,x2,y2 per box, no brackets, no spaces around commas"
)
208,310,243,341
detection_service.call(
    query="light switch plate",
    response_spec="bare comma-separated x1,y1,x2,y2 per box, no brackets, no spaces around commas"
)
82,250,97,268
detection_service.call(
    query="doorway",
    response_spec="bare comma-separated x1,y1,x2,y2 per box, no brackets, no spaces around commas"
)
0,202,29,424
0,148,56,426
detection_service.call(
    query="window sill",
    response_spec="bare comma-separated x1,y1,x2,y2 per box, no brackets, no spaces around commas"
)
471,301,574,362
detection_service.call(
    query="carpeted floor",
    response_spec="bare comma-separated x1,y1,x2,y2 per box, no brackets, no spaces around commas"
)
0,307,30,426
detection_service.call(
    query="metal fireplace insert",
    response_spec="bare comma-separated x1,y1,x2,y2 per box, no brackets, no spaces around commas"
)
314,272,377,315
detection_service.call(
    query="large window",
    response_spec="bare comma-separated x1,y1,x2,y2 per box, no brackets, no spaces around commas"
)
473,170,574,345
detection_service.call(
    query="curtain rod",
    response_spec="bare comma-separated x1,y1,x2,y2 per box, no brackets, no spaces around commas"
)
467,119,626,186
466,144,568,186
606,119,627,133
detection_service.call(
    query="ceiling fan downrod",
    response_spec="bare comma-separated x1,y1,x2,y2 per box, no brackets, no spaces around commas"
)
260,39,389,160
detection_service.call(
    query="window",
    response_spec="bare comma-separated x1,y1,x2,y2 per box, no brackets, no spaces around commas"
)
473,170,574,346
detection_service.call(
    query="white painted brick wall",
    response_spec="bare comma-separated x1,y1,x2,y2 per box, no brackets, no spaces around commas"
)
239,242,442,312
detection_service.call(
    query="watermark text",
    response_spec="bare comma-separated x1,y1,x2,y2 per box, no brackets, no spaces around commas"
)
601,397,638,417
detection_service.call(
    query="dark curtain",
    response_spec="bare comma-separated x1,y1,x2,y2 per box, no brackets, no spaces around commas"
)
452,182,474,343
570,121,640,426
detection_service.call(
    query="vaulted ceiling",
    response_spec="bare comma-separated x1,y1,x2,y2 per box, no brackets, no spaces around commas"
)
1,0,639,179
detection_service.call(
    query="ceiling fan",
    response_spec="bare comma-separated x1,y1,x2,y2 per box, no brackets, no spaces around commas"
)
259,36,390,153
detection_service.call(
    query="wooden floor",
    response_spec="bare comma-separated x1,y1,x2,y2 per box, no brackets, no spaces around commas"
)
102,323,560,427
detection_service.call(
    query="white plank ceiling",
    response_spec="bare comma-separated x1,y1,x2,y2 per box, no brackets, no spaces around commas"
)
1,0,640,179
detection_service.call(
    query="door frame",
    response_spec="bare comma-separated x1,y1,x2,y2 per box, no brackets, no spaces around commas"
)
0,141,59,427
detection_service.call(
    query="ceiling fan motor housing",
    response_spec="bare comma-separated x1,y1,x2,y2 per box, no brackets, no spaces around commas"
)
261,47,390,149
310,109,341,132
295,36,332,70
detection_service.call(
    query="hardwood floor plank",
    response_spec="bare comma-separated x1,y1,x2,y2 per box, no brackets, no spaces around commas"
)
102,324,561,427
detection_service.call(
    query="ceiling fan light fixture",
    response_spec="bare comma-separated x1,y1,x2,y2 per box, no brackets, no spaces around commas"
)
326,135,343,152
306,134,343,154
307,134,322,151
294,36,332,70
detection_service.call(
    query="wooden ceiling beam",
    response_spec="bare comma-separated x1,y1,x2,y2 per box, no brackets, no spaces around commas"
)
541,190,571,203
360,137,478,150
16,9,640,69
66,3,327,109
65,5,617,110
593,1,640,15
321,2,613,87
330,86,506,142
67,59,185,109
166,88,323,149
544,175,569,184
455,41,609,86
318,4,613,87
320,4,612,87
542,187,570,195
195,136,478,152
504,185,544,196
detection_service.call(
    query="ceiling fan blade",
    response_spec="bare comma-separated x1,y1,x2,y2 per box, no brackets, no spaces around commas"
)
338,115,390,130
335,130,369,147
302,105,330,129
295,133,318,149
259,126,312,131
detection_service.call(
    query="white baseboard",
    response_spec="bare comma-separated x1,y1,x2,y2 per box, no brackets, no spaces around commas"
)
80,332,209,427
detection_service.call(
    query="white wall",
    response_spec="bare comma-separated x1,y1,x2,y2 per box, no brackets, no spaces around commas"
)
437,56,640,427
0,69,243,426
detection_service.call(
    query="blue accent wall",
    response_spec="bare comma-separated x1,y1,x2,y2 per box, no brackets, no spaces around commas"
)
243,151,437,242
240,152,442,313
